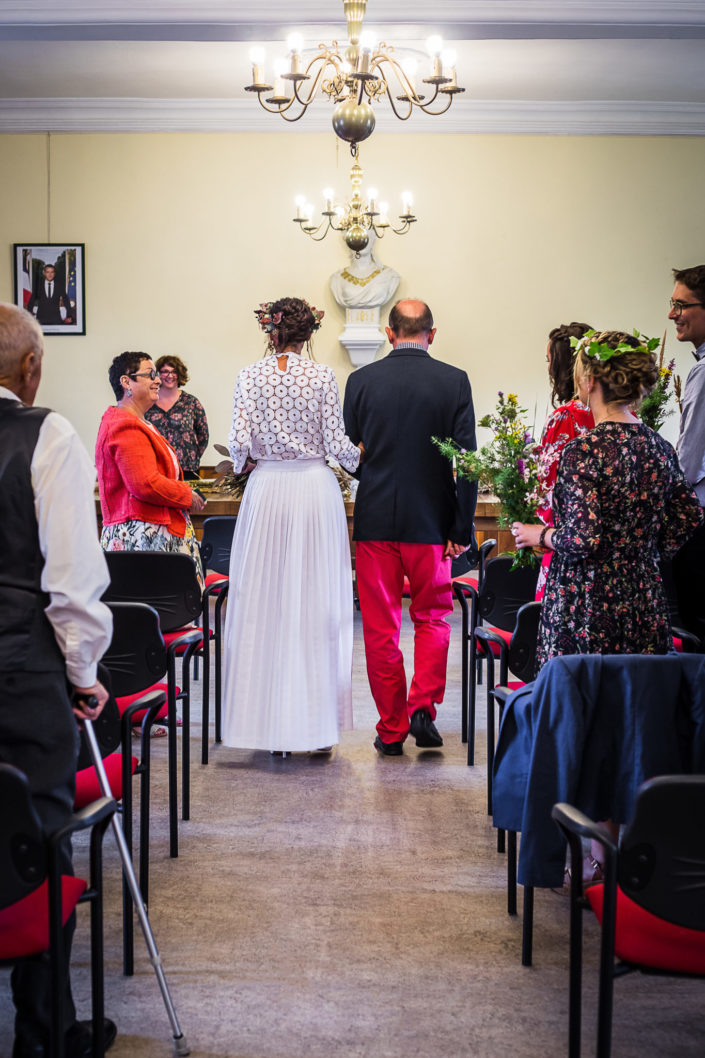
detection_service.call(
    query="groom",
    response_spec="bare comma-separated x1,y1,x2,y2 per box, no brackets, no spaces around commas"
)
343,298,477,754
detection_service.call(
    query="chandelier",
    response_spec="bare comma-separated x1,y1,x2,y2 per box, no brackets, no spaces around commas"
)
245,0,464,150
293,155,416,252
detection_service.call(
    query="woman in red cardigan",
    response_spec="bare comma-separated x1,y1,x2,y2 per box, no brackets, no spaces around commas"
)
95,351,205,581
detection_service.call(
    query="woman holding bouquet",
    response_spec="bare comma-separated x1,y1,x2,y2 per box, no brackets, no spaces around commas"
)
513,330,702,666
221,297,363,755
532,321,594,598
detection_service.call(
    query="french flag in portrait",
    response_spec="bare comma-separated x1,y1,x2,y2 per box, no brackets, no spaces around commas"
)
22,248,32,307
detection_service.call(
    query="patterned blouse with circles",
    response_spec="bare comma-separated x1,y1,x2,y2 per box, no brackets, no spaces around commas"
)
228,355,360,474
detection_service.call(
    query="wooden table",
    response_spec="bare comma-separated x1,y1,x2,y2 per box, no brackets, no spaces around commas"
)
96,491,512,556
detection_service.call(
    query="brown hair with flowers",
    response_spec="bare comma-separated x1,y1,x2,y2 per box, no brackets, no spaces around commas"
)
254,297,324,355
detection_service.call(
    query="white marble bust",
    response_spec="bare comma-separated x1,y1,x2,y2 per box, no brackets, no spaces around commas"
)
330,233,400,310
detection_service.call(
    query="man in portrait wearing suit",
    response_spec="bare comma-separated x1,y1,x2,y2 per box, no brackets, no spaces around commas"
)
343,298,477,755
27,263,73,326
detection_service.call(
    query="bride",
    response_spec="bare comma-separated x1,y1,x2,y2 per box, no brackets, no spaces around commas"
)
221,296,364,755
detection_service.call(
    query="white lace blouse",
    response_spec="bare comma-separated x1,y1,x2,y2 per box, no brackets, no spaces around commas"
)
228,354,361,473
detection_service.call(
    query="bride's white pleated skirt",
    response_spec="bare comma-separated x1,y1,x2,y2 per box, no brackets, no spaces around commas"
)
221,458,354,751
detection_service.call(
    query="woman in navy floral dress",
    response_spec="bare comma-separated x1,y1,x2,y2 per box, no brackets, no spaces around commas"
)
513,330,703,668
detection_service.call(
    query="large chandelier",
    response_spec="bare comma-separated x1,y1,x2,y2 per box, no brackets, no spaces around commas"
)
293,155,416,252
245,0,464,150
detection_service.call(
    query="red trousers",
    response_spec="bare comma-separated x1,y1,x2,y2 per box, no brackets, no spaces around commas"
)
355,541,453,743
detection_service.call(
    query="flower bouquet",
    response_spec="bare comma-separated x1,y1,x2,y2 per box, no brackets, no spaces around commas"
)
434,392,539,569
211,444,255,497
637,334,677,432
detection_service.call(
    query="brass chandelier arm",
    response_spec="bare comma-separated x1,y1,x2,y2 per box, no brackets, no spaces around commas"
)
291,50,344,108
417,90,454,117
295,217,333,241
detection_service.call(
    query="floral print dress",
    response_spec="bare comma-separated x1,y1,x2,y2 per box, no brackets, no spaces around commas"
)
537,421,703,668
145,390,209,475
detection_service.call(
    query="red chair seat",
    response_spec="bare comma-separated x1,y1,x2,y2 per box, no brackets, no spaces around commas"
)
205,572,228,591
162,626,209,653
475,625,513,657
587,884,705,974
74,752,137,809
0,876,87,959
115,683,172,722
452,572,479,590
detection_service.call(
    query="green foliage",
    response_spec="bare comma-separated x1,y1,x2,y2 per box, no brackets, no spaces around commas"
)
434,392,539,569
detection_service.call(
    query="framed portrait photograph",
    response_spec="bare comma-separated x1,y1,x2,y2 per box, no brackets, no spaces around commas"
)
13,243,85,336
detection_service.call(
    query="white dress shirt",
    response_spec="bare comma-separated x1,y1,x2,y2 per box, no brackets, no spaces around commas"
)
677,340,705,506
1,385,112,686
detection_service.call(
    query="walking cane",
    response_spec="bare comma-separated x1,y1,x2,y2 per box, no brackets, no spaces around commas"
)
80,707,191,1056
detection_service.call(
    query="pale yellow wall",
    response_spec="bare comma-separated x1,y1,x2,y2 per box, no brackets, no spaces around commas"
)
1,130,704,457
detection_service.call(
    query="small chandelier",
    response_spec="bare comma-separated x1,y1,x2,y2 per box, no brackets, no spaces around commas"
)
293,156,416,253
245,0,464,150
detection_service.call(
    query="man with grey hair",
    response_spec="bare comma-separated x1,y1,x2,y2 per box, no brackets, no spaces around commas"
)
668,265,705,640
0,303,115,1057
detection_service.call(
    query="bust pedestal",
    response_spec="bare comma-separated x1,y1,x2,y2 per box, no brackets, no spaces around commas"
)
338,306,386,368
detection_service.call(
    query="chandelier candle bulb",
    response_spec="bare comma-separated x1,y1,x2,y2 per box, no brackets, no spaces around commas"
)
272,59,289,101
323,189,335,213
249,46,266,86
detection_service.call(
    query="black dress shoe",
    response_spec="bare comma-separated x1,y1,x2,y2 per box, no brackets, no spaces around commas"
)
409,708,443,748
13,1019,117,1058
374,735,404,756
66,1018,118,1057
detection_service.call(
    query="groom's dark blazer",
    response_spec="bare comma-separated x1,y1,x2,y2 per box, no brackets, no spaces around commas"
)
343,343,477,545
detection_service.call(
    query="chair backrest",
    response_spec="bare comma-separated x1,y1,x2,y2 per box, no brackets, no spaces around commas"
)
618,774,705,931
101,601,168,697
200,516,236,575
479,555,539,631
103,552,202,632
0,764,47,909
75,663,122,771
507,601,542,683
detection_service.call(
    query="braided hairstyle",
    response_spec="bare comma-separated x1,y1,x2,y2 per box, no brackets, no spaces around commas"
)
547,322,592,406
575,330,659,406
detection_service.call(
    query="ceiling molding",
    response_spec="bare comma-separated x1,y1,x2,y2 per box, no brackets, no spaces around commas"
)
1,97,703,136
2,1,704,29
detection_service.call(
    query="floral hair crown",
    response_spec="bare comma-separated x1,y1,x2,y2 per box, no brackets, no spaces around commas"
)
254,299,324,335
570,329,660,362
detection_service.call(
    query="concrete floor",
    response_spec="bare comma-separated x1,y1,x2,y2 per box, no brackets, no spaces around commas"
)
1,602,703,1058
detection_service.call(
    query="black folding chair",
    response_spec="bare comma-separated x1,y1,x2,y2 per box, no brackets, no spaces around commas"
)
0,764,115,1058
553,775,705,1058
199,516,235,756
103,553,203,859
100,604,170,974
453,553,538,765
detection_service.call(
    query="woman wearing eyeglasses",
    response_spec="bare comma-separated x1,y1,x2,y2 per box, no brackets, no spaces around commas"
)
145,355,209,479
95,351,205,573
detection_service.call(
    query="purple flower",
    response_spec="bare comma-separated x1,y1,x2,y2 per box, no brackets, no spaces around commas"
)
517,458,526,479
497,390,504,398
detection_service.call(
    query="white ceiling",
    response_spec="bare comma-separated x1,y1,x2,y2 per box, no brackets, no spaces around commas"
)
1,1,704,134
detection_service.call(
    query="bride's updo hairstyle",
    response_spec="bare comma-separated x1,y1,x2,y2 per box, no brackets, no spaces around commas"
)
254,296,324,357
575,330,659,406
